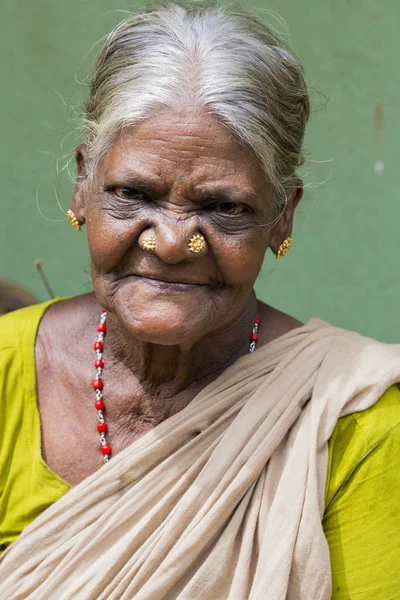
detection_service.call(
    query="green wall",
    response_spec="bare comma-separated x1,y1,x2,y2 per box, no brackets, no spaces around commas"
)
1,0,398,340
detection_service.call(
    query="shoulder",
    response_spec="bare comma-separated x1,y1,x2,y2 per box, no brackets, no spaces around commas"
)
36,293,98,330
324,386,400,598
0,296,89,384
0,301,57,352
352,384,400,444
34,293,99,358
0,300,64,404
256,301,303,345
325,385,400,508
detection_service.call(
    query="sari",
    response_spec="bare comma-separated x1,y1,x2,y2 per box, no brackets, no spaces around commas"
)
1,318,399,599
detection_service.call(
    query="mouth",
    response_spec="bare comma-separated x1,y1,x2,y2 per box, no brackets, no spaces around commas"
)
129,275,207,292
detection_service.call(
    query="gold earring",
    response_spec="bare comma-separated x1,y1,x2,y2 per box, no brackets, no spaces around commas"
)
67,209,81,231
188,234,206,253
141,235,157,252
276,237,293,259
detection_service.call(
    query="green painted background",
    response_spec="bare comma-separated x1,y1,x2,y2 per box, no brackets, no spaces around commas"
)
1,0,398,340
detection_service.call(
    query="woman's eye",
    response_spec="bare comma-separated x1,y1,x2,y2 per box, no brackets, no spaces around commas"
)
214,202,244,215
114,187,145,200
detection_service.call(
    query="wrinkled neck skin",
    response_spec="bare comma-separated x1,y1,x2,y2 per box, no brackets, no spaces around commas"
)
103,291,258,403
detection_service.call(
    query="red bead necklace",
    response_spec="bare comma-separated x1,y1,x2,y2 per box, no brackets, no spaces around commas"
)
93,310,261,462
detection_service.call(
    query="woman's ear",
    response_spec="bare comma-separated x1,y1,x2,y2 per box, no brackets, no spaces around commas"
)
70,144,88,222
269,179,303,256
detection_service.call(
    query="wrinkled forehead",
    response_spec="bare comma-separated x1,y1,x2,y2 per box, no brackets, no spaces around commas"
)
98,109,273,196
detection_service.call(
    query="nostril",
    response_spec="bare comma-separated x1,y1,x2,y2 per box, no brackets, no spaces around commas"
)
153,236,188,264
151,224,189,259
151,219,207,263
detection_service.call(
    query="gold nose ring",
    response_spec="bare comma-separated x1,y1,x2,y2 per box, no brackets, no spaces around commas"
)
141,235,157,252
188,234,206,253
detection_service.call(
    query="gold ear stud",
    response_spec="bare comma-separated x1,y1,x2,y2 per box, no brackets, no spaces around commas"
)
188,234,206,253
67,209,81,231
276,237,293,259
141,235,157,252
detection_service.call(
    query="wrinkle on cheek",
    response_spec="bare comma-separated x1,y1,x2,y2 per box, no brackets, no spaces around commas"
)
213,241,265,287
89,230,132,273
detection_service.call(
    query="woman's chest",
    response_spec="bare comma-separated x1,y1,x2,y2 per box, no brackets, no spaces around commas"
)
37,389,162,486
35,364,186,486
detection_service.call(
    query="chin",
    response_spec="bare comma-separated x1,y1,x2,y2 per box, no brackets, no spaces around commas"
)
126,315,206,346
103,277,227,345
116,296,212,347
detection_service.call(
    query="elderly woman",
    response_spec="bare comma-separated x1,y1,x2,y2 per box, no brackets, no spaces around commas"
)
0,3,399,599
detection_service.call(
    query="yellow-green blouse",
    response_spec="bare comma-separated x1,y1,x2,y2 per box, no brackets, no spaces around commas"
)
1,301,400,598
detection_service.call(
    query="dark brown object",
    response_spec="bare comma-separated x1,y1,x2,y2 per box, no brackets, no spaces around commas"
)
0,279,38,316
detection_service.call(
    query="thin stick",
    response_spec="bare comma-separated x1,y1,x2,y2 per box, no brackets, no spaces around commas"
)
35,259,55,299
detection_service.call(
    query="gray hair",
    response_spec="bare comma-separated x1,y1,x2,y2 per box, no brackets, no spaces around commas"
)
83,2,310,205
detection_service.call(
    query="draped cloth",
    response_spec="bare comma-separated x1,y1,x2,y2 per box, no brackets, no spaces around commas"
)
1,319,400,600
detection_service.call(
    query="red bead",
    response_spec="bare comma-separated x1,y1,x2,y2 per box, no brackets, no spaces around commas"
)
101,444,112,455
98,422,108,433
101,308,107,313
255,316,261,326
97,323,107,333
95,359,104,369
95,400,105,410
94,341,103,351
250,333,258,343
93,379,103,390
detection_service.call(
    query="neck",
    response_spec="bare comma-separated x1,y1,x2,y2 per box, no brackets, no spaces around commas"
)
103,293,258,400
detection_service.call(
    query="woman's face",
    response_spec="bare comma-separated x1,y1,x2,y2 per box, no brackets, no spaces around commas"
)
74,109,298,345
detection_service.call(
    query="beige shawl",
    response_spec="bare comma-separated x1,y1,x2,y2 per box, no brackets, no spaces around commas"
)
1,319,400,599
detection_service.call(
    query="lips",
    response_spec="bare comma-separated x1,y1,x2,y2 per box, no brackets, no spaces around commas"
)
125,274,208,292
128,274,208,286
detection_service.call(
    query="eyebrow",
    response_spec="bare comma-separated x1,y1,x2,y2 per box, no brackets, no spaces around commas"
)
193,185,257,203
103,169,163,190
190,178,263,209
102,169,257,203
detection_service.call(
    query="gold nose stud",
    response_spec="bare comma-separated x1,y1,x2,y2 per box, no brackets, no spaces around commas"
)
188,234,206,253
67,209,81,231
141,235,157,252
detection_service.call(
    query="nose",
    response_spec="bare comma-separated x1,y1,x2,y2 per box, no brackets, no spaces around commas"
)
139,216,206,264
